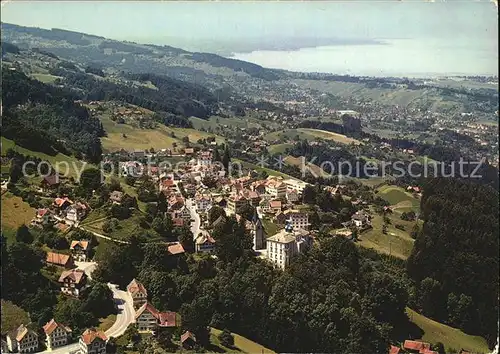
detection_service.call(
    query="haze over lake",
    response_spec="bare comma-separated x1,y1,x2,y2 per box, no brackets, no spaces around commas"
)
2,1,498,77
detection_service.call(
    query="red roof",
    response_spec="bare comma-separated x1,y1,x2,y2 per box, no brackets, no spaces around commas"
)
80,328,107,345
173,218,184,227
37,208,49,218
70,240,89,251
167,242,185,255
127,278,147,296
389,345,401,354
181,331,196,343
54,197,72,208
158,312,177,327
403,340,431,352
43,319,71,335
46,252,73,267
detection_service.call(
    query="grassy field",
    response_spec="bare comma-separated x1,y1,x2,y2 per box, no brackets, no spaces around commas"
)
377,185,420,213
263,218,280,237
210,328,275,354
190,116,263,130
2,137,88,178
1,192,35,242
233,159,299,181
283,155,326,178
268,143,293,155
31,73,61,83
101,115,224,153
1,300,30,335
406,308,490,354
264,128,360,145
356,208,415,260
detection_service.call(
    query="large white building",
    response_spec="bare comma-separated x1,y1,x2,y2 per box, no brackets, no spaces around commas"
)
265,180,287,199
283,179,309,194
266,228,311,269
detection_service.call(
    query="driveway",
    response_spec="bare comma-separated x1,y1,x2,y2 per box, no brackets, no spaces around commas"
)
105,283,136,339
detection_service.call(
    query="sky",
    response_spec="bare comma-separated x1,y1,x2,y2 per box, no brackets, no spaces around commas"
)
1,1,498,76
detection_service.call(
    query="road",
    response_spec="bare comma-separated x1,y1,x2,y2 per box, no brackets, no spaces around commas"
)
186,198,201,240
39,266,135,353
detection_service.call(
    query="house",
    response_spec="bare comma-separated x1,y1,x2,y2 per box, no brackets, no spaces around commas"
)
167,242,185,256
127,278,148,309
195,232,216,254
283,209,309,230
58,269,88,297
351,210,371,228
269,200,282,214
389,345,400,354
168,195,185,211
241,189,261,206
251,181,267,195
184,147,195,156
265,180,287,199
173,206,192,222
42,319,72,351
41,174,60,191
7,324,38,353
132,150,146,159
181,331,196,349
79,328,107,354
46,252,75,269
54,197,73,211
227,194,248,215
283,179,308,194
135,302,177,332
195,193,212,213
160,178,175,192
198,151,212,166
266,227,312,269
70,240,90,261
66,203,88,224
109,191,124,204
286,189,300,204
403,340,432,353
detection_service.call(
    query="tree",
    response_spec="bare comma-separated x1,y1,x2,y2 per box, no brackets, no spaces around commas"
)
302,185,316,204
125,175,136,186
222,146,230,171
213,148,221,162
238,204,256,222
218,329,234,348
176,226,195,253
16,224,33,244
123,324,141,348
432,342,446,354
9,160,23,183
84,282,115,318
158,192,167,215
80,168,102,192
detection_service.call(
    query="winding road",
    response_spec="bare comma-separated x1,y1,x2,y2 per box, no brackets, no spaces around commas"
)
186,198,201,240
39,263,135,353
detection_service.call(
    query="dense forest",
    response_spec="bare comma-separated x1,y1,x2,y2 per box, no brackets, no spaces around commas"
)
407,178,499,346
2,69,104,162
51,69,219,119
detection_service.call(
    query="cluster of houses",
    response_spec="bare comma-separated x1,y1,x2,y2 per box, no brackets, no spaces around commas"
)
4,322,106,354
390,340,471,354
32,190,90,228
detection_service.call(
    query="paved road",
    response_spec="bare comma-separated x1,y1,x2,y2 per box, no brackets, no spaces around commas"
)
105,283,135,339
186,198,201,240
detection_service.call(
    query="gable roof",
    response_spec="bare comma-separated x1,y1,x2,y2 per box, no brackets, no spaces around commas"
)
181,331,196,343
196,233,216,245
80,328,107,345
54,197,72,208
389,345,401,354
43,319,72,336
58,269,86,284
135,302,177,327
42,175,60,186
127,278,148,296
46,252,73,266
70,240,89,251
167,242,185,255
9,324,37,342
403,340,431,352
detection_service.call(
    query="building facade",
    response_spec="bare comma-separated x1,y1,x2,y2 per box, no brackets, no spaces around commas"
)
79,328,107,354
7,324,38,353
58,269,88,297
127,278,148,309
266,227,311,269
42,319,72,351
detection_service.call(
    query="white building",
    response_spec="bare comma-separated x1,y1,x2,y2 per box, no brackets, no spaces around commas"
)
283,209,309,230
42,319,72,351
195,194,212,213
265,180,287,199
7,324,38,353
266,228,311,269
283,179,308,194
195,233,216,254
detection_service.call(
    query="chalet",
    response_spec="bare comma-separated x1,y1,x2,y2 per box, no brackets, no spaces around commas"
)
351,210,371,228
66,202,88,224
227,194,248,215
127,278,148,309
269,200,282,214
41,175,60,191
79,328,107,354
135,302,177,333
195,233,216,254
7,324,38,353
54,197,72,211
283,209,309,230
181,331,196,349
42,319,72,351
58,269,88,297
70,240,90,261
46,252,75,269
109,191,124,204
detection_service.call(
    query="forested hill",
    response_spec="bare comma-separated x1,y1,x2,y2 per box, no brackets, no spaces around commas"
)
1,22,282,82
2,69,104,162
407,178,499,346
